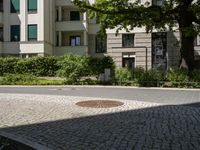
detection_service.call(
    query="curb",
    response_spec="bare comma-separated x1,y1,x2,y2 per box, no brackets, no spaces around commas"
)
0,85,200,91
0,131,51,150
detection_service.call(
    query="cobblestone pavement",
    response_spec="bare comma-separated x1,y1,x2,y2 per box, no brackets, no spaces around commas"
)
0,94,200,150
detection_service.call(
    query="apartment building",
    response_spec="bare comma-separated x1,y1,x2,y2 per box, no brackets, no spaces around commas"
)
0,0,199,70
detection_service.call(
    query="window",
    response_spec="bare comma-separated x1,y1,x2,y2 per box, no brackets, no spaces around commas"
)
70,36,81,46
10,0,20,13
28,24,37,41
10,25,20,41
152,0,164,6
122,34,134,48
194,35,200,46
70,11,80,21
96,36,107,53
0,27,3,41
0,0,3,12
28,0,37,12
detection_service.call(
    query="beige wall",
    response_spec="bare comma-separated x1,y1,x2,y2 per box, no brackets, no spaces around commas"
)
107,33,151,69
1,0,54,56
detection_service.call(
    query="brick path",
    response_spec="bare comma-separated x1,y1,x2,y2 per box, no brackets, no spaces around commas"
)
0,94,200,150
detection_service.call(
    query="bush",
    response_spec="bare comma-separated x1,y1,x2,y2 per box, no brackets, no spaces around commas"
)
0,74,38,85
115,68,132,85
88,56,115,78
57,54,90,83
166,69,189,87
57,55,115,83
0,57,19,76
190,69,200,82
14,57,59,76
0,56,58,77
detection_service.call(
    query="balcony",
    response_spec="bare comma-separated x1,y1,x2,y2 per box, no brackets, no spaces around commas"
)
56,21,87,31
56,6,88,31
56,0,73,6
55,46,88,56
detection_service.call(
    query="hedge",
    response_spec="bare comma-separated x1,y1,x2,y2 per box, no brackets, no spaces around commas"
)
0,55,115,79
114,67,200,88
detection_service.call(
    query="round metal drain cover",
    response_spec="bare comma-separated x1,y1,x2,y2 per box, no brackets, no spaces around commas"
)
76,100,124,108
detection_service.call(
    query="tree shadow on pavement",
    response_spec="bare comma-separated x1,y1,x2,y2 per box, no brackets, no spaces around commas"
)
0,103,200,150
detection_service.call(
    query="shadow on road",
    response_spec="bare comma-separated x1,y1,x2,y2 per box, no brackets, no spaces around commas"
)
0,103,200,150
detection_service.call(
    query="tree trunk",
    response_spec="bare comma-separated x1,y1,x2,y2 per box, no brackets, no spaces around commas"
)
178,1,195,71
179,32,195,71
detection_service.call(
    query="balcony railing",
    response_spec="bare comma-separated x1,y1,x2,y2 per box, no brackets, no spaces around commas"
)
55,46,88,56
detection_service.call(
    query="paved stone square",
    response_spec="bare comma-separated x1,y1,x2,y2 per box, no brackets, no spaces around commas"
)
0,93,200,150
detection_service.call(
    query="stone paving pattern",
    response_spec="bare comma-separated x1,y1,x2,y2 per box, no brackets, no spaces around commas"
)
0,94,200,150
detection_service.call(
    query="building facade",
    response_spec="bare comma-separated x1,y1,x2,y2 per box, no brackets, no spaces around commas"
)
0,0,199,69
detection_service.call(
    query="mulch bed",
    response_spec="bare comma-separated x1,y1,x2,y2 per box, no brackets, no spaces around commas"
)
76,100,124,108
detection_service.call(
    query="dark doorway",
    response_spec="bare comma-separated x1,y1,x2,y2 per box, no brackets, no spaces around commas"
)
152,32,167,69
122,57,135,70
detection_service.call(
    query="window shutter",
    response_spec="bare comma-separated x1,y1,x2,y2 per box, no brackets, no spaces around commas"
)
28,25,37,40
28,0,37,11
11,0,20,13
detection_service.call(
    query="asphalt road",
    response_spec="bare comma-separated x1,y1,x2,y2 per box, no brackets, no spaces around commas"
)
0,86,199,105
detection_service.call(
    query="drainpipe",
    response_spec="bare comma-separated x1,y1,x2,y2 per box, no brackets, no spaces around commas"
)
145,47,148,71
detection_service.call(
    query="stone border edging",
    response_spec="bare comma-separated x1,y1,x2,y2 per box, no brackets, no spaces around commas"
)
0,131,51,150
0,85,199,91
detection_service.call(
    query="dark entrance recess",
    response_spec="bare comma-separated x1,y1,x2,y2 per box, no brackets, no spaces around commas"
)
152,32,167,69
122,57,135,70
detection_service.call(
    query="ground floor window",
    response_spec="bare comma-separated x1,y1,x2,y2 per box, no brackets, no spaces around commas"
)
96,36,107,53
0,27,3,41
70,36,81,46
122,53,136,70
10,25,20,41
194,35,200,46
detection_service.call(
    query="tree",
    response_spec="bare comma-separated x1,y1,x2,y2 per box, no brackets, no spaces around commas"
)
73,0,200,71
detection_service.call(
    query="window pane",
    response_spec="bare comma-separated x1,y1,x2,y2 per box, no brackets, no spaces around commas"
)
28,25,37,40
122,34,134,48
28,0,37,11
76,37,80,45
11,25,20,41
70,36,81,46
0,0,3,12
70,11,80,21
0,27,3,41
10,0,20,13
96,36,107,53
71,38,76,46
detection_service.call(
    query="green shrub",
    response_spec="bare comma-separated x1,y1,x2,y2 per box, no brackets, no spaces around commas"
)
0,74,38,85
0,57,19,76
88,56,115,78
190,69,200,82
14,57,59,76
0,56,58,77
131,68,165,87
115,68,132,81
166,69,189,87
57,54,90,83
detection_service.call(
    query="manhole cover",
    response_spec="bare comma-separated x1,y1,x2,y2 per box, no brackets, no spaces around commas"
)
76,100,124,108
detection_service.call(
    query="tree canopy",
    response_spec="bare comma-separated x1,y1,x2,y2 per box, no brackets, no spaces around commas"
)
73,0,200,70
